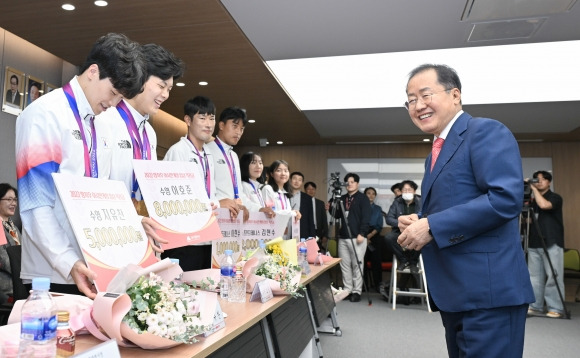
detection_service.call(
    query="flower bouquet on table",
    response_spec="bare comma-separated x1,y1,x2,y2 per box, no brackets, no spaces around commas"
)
72,259,218,350
243,238,304,298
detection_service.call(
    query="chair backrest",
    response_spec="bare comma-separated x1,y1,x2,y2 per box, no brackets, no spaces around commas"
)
564,249,580,271
6,245,28,301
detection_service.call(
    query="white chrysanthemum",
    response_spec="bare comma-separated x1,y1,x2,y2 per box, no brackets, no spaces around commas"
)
158,324,168,337
147,324,161,336
146,313,159,326
137,312,148,322
157,310,172,324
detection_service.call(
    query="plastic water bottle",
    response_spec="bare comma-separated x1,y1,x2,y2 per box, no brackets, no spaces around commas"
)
229,263,246,303
19,277,57,358
220,249,235,300
169,258,183,282
298,238,310,277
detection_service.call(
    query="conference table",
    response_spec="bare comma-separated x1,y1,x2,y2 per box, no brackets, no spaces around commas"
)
75,258,341,357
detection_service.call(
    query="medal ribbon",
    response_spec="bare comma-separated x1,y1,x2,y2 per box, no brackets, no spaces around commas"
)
116,101,151,198
63,83,98,178
214,137,239,199
188,138,211,198
249,181,265,207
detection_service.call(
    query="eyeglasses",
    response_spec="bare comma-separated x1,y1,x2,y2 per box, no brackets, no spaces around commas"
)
404,88,453,110
1,198,18,204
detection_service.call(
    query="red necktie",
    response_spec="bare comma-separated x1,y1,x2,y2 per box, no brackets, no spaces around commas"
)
431,138,444,172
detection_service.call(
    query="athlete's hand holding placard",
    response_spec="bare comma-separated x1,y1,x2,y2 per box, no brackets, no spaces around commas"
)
132,160,222,250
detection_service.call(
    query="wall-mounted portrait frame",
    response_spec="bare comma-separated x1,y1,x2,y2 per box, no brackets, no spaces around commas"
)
2,66,25,116
25,75,44,108
45,82,57,94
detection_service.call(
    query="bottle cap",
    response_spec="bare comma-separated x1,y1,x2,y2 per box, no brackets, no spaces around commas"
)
225,249,233,255
31,277,50,290
57,311,70,322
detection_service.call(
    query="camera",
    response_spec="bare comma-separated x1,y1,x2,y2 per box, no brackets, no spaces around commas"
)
523,178,539,208
329,172,346,197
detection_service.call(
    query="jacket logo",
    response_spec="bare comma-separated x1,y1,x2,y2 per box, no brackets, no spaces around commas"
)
217,159,226,164
117,140,132,149
72,130,82,140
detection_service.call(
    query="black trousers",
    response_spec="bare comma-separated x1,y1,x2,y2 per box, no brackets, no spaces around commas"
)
384,230,420,264
161,245,212,272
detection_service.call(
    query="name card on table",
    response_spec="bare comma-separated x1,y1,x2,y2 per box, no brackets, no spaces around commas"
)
53,174,158,292
250,279,274,303
133,160,222,250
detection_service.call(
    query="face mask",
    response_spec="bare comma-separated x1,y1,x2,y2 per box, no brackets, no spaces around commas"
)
402,193,414,201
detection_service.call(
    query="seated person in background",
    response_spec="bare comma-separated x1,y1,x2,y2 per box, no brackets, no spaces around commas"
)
384,180,422,273
391,182,402,198
0,183,21,305
363,187,385,291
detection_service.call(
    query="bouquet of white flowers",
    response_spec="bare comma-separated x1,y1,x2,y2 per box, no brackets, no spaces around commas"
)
123,272,207,344
248,243,304,298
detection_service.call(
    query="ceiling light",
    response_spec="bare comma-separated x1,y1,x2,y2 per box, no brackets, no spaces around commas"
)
62,4,75,10
266,40,580,110
199,81,208,86
248,119,256,123
175,82,185,87
94,1,108,6
276,141,283,145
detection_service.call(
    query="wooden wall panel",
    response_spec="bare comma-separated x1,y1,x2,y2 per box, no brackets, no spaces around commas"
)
551,142,580,251
238,142,580,251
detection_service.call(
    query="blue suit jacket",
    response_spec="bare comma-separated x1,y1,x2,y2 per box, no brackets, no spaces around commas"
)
420,112,534,312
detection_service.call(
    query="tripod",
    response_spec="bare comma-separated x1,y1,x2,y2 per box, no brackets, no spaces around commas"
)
521,206,570,319
329,188,372,306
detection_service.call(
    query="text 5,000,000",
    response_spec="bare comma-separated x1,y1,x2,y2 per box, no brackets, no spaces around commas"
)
83,226,143,250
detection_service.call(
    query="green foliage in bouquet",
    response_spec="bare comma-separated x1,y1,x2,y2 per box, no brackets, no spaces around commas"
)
123,272,209,344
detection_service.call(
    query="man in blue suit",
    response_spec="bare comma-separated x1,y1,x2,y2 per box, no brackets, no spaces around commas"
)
397,64,534,358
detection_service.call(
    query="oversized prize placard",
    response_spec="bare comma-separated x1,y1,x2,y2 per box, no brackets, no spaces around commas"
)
52,173,157,292
133,160,222,250
212,209,292,268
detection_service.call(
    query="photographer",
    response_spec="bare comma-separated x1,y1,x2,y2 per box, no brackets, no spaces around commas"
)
526,170,565,318
330,173,371,302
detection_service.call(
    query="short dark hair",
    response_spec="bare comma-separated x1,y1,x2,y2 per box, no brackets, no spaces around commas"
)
290,172,304,181
0,183,18,199
267,160,291,198
140,43,184,82
79,33,146,99
344,173,360,183
10,74,18,85
400,180,418,191
533,170,552,182
29,82,41,91
184,96,216,117
408,64,462,93
240,152,265,184
304,181,317,190
364,187,377,195
219,106,248,126
391,182,402,194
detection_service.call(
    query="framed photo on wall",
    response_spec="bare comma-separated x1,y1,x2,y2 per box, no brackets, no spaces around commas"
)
45,82,57,94
2,66,25,116
25,75,44,108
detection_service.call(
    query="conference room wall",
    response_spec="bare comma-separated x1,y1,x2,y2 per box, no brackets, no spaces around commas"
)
237,142,580,252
